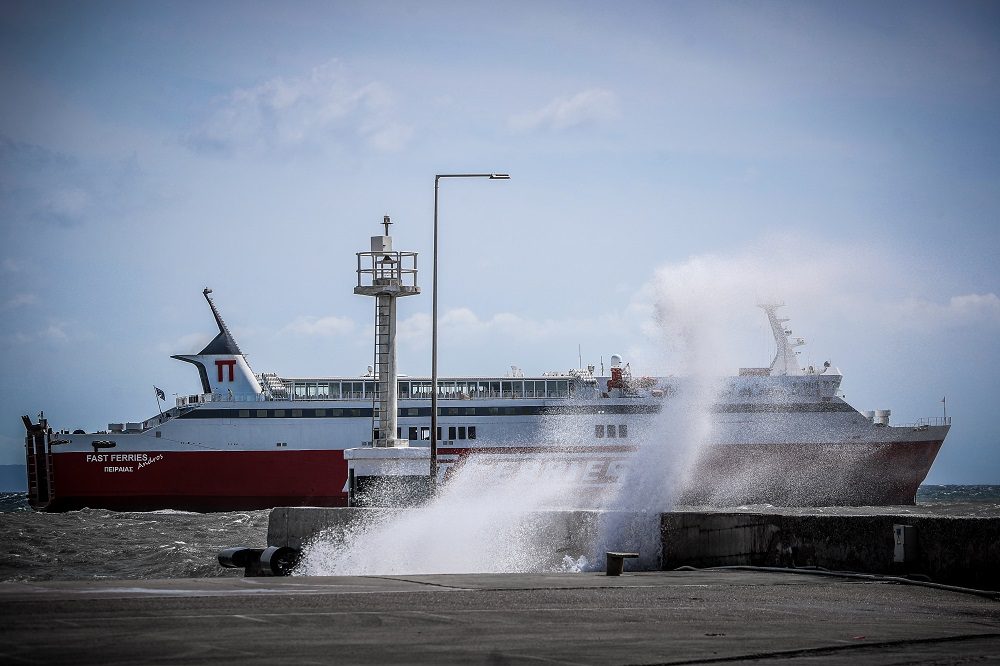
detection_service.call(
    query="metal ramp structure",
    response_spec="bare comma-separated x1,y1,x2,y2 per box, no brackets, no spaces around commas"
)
258,372,288,400
22,414,53,510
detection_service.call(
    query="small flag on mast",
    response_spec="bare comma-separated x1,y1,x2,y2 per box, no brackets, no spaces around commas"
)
155,386,166,401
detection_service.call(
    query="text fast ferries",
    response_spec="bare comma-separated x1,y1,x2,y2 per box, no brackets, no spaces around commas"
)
23,293,949,511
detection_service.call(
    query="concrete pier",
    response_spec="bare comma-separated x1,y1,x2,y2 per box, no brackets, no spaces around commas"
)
661,509,1000,590
1,571,997,664
268,506,1000,588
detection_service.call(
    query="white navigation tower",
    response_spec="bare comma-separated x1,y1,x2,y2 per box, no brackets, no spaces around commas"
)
344,218,429,507
354,216,420,446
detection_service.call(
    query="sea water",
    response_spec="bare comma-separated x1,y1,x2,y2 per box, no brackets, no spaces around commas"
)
0,494,268,581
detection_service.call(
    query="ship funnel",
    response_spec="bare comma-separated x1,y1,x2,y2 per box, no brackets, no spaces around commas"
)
172,289,262,397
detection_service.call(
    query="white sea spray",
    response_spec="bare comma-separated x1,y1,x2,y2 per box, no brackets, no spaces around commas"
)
297,456,585,575
298,265,728,576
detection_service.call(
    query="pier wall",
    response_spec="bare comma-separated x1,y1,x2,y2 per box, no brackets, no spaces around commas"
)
268,508,999,588
661,512,1000,590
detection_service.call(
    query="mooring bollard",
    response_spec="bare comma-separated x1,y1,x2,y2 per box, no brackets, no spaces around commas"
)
606,551,639,576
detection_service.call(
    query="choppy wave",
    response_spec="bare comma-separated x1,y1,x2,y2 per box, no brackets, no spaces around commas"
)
917,484,1000,503
911,485,1000,517
0,492,30,513
0,501,268,582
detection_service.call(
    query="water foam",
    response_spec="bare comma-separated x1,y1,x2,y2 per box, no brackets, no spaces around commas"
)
297,456,586,575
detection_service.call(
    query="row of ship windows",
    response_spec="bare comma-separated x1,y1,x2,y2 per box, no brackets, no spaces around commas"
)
236,407,543,418
274,427,479,447
289,379,572,400
271,426,628,447
238,409,360,418
378,426,478,441
596,424,627,438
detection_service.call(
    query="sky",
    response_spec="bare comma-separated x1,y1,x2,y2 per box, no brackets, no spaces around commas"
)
0,1,998,483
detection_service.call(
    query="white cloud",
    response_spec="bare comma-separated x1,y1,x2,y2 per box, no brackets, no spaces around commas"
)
626,238,1000,376
43,322,68,342
895,293,1000,328
0,332,33,345
508,89,620,132
42,187,91,218
157,332,212,355
1,320,72,345
0,136,145,228
622,238,906,375
366,122,414,153
3,293,37,309
187,60,412,154
2,259,24,273
280,315,356,337
393,307,637,375
398,307,611,348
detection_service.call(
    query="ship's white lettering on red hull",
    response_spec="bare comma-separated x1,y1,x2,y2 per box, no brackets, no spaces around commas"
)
137,454,164,470
445,455,628,485
86,452,164,472
86,453,151,462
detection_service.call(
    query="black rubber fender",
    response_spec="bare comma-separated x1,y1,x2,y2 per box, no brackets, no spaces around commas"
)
218,547,263,569
261,546,300,576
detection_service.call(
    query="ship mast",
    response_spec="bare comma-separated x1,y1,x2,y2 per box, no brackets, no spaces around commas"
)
760,303,805,376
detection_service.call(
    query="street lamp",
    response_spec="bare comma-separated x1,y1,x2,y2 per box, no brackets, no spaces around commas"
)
431,173,510,491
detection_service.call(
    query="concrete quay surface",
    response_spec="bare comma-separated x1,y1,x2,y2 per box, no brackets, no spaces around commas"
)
1,570,998,665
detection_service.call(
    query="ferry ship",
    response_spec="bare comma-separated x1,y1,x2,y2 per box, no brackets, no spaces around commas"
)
23,259,949,512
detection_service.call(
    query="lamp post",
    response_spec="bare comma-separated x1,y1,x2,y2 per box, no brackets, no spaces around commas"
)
431,173,510,491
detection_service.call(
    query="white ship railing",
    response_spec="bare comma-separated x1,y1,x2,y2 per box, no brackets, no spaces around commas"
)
909,416,952,427
174,383,580,405
176,393,270,407
278,378,577,401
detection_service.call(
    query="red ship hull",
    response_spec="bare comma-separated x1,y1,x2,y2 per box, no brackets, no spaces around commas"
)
27,449,349,512
434,438,945,508
680,439,945,506
25,423,944,511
